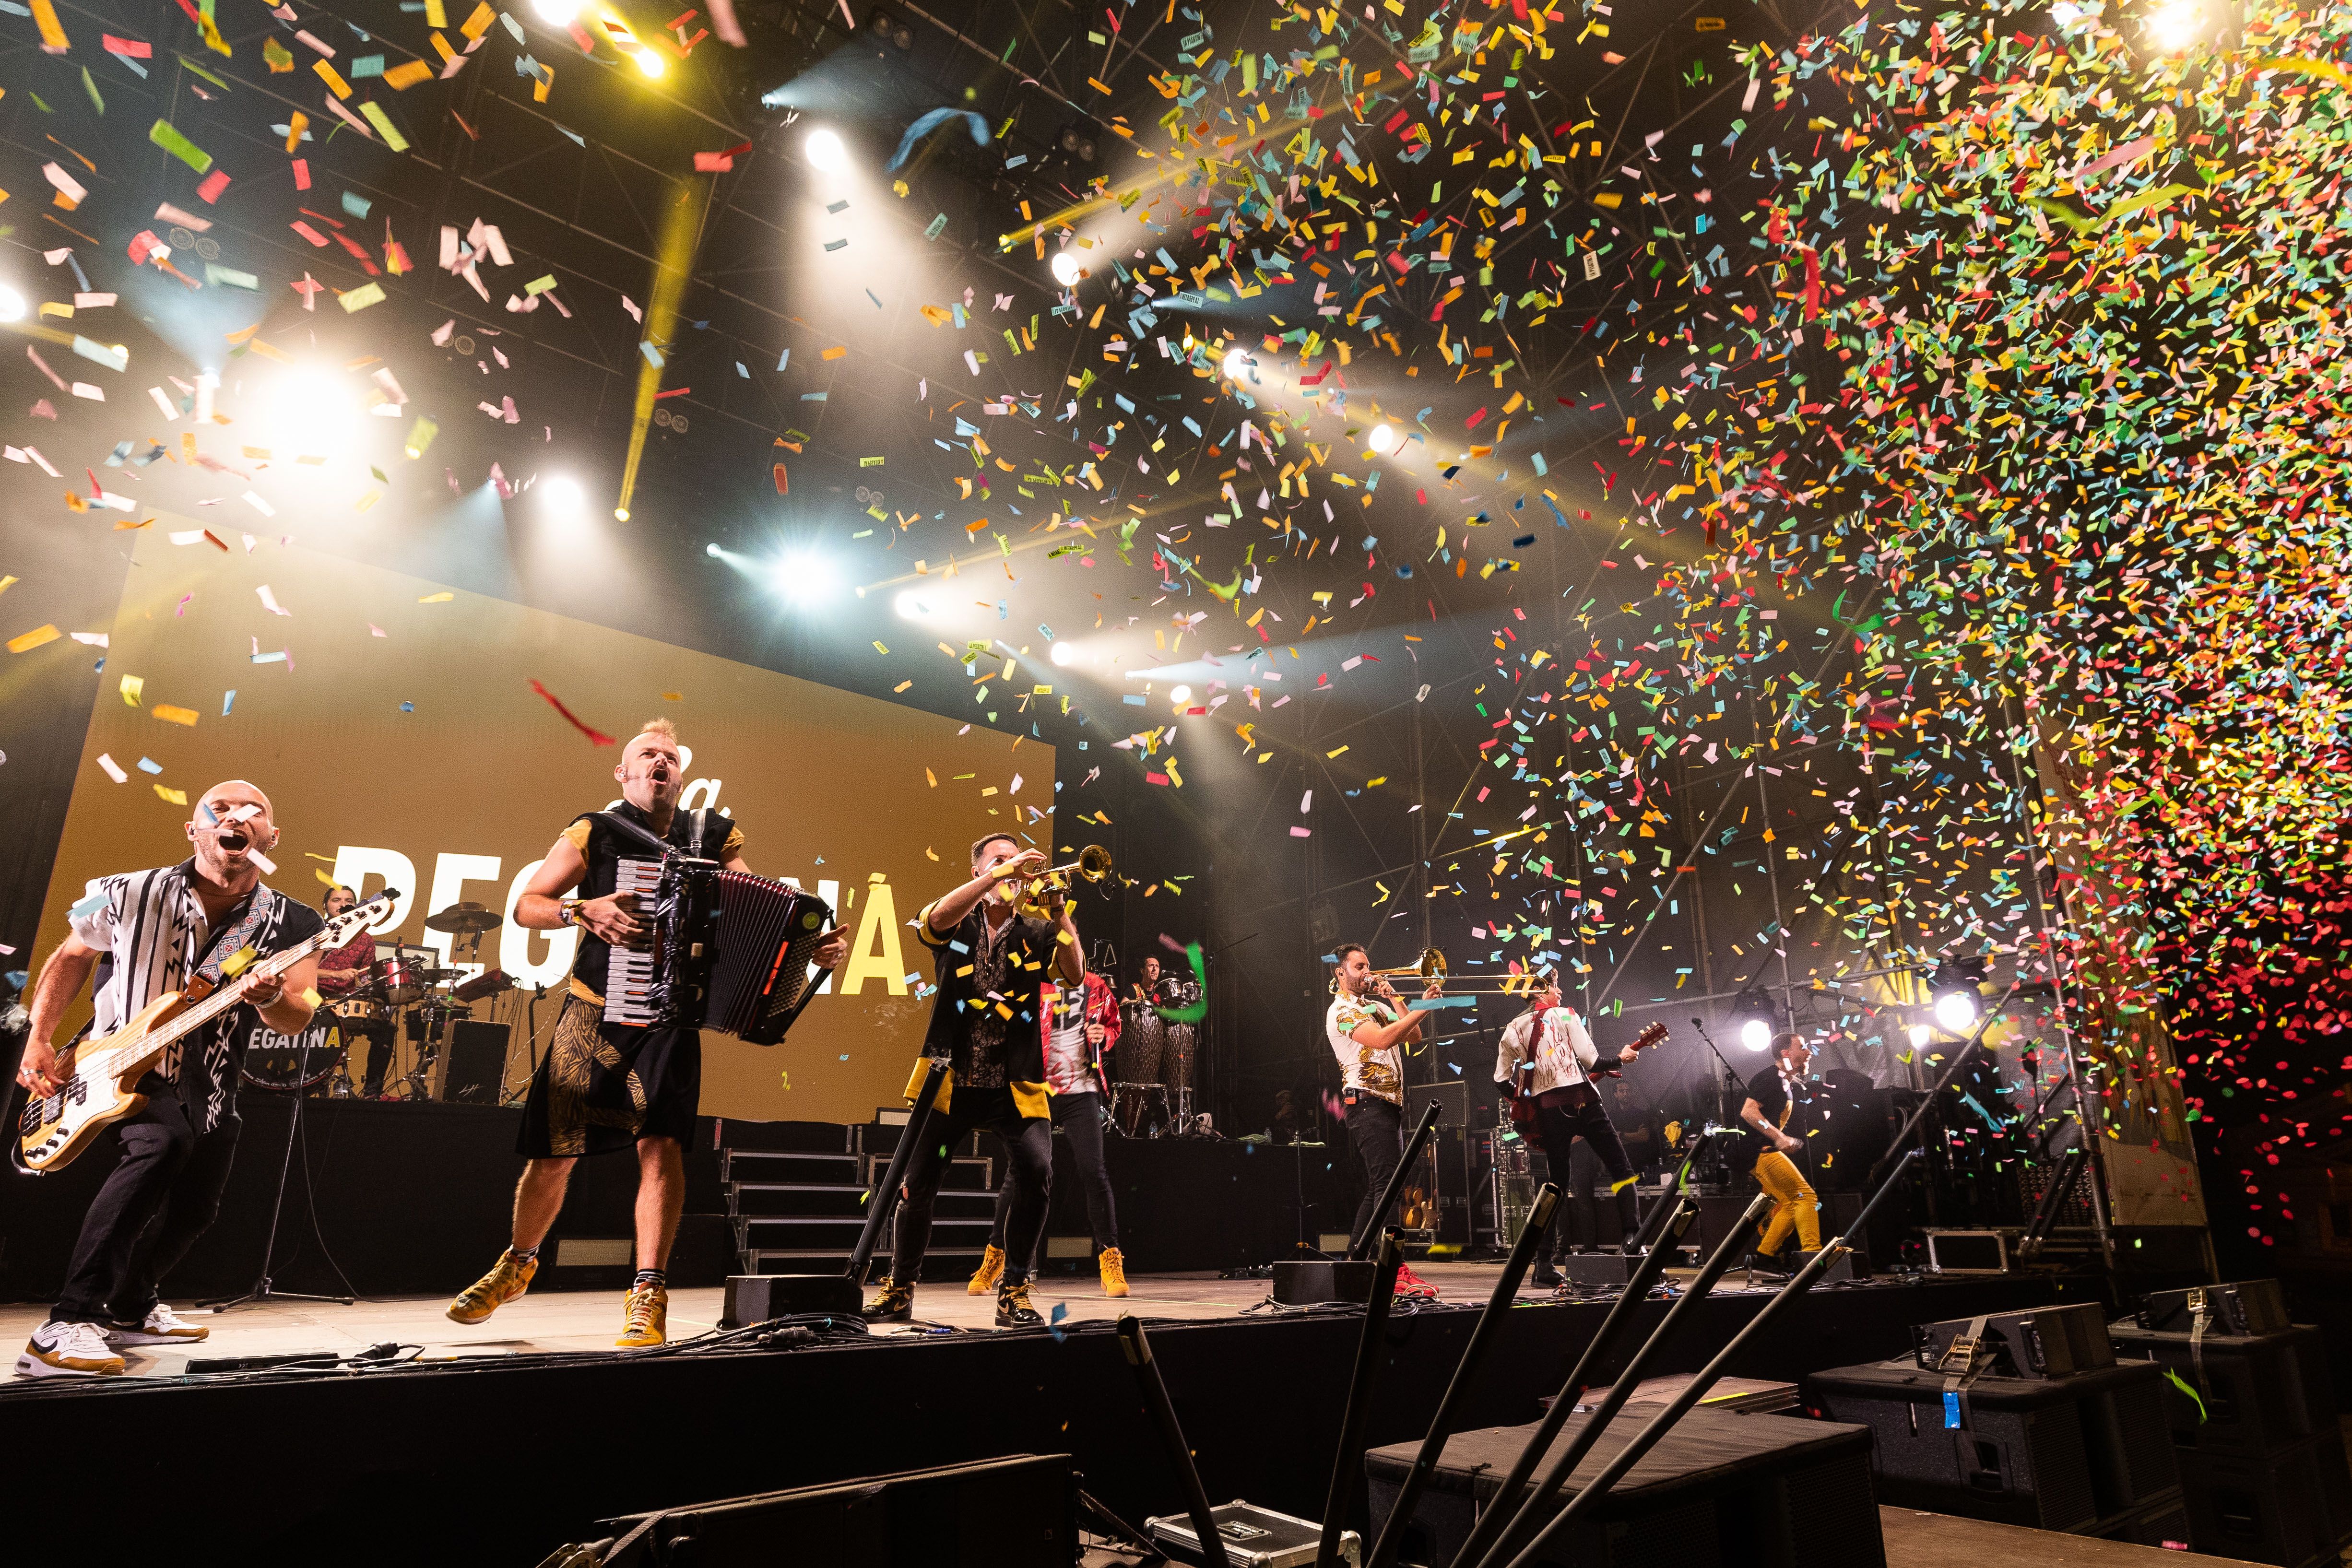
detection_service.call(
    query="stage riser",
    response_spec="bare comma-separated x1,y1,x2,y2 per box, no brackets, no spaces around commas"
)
9,1277,2067,1566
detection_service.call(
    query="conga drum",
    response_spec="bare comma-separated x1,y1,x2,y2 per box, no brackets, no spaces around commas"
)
1116,1003,1166,1134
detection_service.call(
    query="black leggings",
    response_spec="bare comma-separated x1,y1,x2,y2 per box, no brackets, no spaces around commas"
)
889,1086,1052,1287
989,1092,1118,1264
54,1097,241,1325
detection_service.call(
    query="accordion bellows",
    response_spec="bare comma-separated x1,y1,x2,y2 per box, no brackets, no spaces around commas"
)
605,858,834,1043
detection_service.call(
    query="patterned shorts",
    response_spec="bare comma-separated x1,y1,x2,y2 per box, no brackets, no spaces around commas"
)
517,993,700,1159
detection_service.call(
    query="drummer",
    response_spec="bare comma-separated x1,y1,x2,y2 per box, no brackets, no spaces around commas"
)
317,886,396,1097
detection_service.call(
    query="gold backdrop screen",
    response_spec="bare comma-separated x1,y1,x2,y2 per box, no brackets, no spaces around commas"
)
32,521,1054,1125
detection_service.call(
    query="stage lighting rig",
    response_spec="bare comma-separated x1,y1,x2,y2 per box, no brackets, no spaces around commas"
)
1928,956,1989,1036
866,6,913,50
1050,250,1085,288
1056,121,1099,164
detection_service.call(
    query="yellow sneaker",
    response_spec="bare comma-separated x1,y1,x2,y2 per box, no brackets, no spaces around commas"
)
446,1247,538,1325
615,1281,667,1348
1099,1246,1130,1298
967,1243,1007,1296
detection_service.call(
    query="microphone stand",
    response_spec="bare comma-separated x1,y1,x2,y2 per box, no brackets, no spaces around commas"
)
1688,1016,1746,1127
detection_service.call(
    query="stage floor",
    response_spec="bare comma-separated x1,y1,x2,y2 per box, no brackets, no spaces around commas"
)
0,1259,1781,1374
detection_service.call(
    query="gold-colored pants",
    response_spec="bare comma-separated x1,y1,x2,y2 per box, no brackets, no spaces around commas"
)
1754,1149,1821,1253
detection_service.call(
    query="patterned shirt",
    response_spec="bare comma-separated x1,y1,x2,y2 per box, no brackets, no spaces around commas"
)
1326,989,1405,1105
317,928,374,995
1495,1006,1600,1099
67,861,322,1132
1039,973,1121,1096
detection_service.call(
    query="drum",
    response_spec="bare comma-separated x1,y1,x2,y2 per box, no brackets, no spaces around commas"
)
241,1016,348,1094
1162,1023,1196,1094
330,995,385,1026
1115,1006,1167,1135
376,949,428,1005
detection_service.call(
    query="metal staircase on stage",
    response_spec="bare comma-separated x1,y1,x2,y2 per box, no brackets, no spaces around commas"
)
716,1118,996,1279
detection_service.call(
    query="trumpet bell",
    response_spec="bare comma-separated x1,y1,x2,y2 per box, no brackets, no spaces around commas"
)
1076,843,1114,882
1420,946,1449,979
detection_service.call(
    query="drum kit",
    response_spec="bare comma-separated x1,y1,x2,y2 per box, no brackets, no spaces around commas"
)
1112,979,1202,1137
242,902,518,1097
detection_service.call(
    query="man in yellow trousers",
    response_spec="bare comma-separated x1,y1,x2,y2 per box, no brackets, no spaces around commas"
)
1739,1033,1820,1256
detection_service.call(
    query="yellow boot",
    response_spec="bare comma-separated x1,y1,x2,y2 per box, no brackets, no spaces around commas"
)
1099,1246,1130,1298
967,1243,1006,1296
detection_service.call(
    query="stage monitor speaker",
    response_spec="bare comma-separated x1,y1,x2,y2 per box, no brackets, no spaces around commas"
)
585,1453,1076,1567
1914,1302,2116,1381
1558,1248,1694,1290
1405,1081,1468,1130
721,1273,862,1324
2111,1322,2336,1455
1364,1405,1884,1568
2175,1432,2352,1568
445,1019,508,1104
1271,1259,1380,1305
1805,1359,2178,1532
2140,1278,2293,1337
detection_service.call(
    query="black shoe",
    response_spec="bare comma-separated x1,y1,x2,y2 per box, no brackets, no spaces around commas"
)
861,1277,914,1322
995,1280,1043,1329
1531,1260,1563,1289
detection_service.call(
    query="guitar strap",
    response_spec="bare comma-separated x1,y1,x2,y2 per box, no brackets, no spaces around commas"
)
193,887,277,985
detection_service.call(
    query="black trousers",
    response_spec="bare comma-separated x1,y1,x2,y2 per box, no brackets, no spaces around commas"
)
988,1091,1118,1264
889,1085,1052,1288
1533,1085,1638,1254
1346,1093,1406,1253
343,1018,396,1096
53,1097,241,1325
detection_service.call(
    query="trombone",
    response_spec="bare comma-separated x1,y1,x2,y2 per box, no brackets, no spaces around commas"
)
1014,844,1114,918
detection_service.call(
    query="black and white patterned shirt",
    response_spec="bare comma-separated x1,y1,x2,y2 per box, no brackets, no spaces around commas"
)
67,861,322,1132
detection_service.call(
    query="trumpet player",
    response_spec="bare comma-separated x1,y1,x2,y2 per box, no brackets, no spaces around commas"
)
865,833,1083,1330
1326,943,1442,1300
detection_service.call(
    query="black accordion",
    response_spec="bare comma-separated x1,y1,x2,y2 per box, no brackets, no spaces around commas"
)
603,857,834,1044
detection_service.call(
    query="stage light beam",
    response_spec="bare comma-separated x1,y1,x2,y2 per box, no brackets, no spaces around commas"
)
1050,251,1084,288
540,475,586,513
775,552,841,605
1368,424,1396,455
1739,1017,1773,1053
1050,641,1077,667
805,128,849,172
1934,988,1980,1035
0,286,25,323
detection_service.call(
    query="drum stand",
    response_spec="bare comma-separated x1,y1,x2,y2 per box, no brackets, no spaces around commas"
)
200,1087,356,1312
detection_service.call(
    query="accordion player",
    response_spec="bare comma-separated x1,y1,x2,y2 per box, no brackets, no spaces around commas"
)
603,855,835,1045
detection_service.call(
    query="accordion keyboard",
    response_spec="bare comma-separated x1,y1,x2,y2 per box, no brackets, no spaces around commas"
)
602,857,664,1026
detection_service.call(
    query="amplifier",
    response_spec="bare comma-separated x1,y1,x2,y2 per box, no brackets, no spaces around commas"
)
1914,1302,2116,1380
587,1454,1076,1566
1271,1259,1381,1305
2140,1278,2292,1337
1805,1360,2176,1532
444,1019,509,1104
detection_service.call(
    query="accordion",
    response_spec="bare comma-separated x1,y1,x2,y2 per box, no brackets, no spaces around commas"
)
603,857,834,1044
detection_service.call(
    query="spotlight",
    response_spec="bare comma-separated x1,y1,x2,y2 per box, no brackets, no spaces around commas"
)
775,552,839,604
894,589,932,619
1056,122,1099,163
540,475,585,513
805,128,848,172
706,542,721,556
529,0,579,21
2146,0,2198,47
1050,251,1084,288
1927,956,1988,1036
264,367,363,457
1729,984,1779,1052
1169,685,1192,706
1050,641,1077,667
1221,347,1251,378
614,507,631,520
1367,424,1396,455
632,46,665,77
0,287,24,324
867,7,913,49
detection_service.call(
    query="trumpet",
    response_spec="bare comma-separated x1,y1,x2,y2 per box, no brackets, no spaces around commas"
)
1014,843,1114,919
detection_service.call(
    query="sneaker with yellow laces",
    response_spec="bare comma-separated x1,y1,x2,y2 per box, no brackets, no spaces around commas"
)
1098,1246,1130,1298
995,1278,1044,1329
615,1280,667,1348
446,1247,538,1325
967,1243,1006,1296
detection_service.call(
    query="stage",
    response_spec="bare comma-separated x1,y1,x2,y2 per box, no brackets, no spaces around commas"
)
0,1261,2088,1564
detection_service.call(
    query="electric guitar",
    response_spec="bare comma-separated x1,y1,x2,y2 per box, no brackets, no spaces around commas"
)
1505,1018,1669,1131
14,890,394,1174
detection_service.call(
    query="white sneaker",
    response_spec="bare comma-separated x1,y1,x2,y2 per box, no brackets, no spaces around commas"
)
16,1320,126,1379
106,1303,210,1346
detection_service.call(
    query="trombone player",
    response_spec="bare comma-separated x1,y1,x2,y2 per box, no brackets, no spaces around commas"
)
1326,943,1443,1300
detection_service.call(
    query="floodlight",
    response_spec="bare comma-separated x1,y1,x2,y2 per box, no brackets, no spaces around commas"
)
805,128,849,172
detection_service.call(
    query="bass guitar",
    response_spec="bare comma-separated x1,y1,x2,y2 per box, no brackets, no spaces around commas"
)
14,890,394,1174
1504,1017,1669,1131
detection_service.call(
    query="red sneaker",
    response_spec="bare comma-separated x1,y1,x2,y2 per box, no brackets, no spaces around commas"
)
1392,1263,1440,1300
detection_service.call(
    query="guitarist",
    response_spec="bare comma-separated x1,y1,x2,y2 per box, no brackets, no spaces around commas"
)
13,780,321,1379
1493,981,1640,1289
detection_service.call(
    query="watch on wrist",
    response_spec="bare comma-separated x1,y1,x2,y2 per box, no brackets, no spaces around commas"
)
560,897,584,928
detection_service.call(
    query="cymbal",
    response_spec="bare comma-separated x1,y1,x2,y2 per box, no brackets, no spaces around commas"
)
413,967,468,983
425,902,502,935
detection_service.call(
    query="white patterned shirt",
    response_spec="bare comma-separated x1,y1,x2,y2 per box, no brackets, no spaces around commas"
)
1326,990,1405,1105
